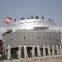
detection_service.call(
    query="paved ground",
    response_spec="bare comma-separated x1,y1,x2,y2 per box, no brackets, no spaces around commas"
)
0,55,62,62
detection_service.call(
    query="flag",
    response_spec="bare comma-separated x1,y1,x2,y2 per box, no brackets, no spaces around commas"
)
5,17,12,24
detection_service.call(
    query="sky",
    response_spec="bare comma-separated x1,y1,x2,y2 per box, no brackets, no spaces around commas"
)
0,0,62,39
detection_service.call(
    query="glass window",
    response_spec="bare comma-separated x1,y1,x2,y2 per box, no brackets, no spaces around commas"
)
37,36,39,39
50,37,51,40
24,36,25,39
44,36,45,39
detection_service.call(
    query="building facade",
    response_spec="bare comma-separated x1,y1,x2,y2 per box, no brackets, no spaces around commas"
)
2,18,62,59
2,30,61,48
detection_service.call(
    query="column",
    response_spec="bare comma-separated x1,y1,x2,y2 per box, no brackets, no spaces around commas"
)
4,48,7,56
43,45,46,56
18,45,21,59
56,45,59,54
24,45,28,58
60,45,62,53
7,45,11,60
47,45,51,56
32,45,35,57
52,45,55,55
37,45,41,57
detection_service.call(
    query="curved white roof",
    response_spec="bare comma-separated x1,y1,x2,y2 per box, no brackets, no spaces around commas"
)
12,19,56,30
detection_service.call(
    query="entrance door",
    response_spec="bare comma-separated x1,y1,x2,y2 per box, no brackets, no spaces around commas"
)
11,47,18,59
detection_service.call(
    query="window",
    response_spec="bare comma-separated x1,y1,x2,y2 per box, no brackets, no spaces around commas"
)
54,38,55,40
21,23,22,24
37,36,39,39
24,36,25,39
50,37,51,40
11,38,12,41
44,36,45,39
34,27,49,30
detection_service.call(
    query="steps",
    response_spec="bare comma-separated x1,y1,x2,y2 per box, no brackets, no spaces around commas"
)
1,54,62,62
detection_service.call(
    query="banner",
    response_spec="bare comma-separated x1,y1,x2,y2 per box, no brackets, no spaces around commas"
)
5,17,12,24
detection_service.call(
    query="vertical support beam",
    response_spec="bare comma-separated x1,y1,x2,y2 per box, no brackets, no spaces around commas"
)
37,45,41,57
18,45,21,59
32,45,35,57
56,45,59,54
24,45,28,58
3,44,6,56
60,45,62,54
47,45,51,56
7,45,11,60
43,45,46,56
52,45,55,55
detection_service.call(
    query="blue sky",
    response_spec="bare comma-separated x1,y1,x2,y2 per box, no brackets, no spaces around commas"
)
0,0,62,26
0,0,62,39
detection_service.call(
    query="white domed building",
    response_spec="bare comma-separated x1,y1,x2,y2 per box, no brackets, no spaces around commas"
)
2,17,62,59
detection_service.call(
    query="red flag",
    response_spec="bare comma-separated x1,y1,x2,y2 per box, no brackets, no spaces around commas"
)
5,17,12,24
